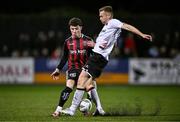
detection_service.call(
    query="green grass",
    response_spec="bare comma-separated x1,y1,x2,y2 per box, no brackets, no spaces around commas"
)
0,84,180,122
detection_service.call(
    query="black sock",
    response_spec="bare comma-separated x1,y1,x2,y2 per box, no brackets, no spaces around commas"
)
58,87,72,107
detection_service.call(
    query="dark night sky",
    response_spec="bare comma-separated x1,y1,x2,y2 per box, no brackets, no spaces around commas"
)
0,0,179,14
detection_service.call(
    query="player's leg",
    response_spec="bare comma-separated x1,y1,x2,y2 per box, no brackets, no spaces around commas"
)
91,81,105,115
52,79,75,117
86,80,105,116
60,80,75,108
61,70,91,116
87,79,97,100
52,70,76,117
61,53,108,116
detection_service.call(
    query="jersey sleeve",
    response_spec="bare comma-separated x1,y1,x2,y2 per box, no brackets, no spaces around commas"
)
57,41,68,70
109,19,123,29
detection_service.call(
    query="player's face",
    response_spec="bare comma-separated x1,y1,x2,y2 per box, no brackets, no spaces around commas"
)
99,11,111,24
70,25,82,38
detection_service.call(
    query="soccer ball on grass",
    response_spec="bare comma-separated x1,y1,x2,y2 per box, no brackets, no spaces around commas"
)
79,99,92,114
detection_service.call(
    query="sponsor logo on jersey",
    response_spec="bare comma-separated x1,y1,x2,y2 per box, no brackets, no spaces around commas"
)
70,49,86,54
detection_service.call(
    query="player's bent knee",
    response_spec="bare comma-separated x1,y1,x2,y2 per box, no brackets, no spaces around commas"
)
85,85,94,91
86,86,95,92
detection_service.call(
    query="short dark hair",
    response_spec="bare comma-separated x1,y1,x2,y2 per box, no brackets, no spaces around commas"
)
68,17,83,26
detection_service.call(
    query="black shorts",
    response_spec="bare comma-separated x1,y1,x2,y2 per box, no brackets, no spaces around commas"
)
82,52,108,78
66,69,81,84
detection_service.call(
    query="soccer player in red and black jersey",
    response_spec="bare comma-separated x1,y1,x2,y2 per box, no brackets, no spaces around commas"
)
51,17,104,117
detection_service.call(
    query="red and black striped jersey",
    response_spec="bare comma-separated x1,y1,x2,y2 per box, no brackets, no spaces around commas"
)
57,34,94,71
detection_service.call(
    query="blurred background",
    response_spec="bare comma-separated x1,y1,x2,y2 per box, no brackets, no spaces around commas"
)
0,1,180,121
0,0,180,84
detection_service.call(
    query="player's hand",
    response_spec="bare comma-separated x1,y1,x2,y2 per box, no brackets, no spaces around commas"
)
51,68,60,80
87,41,95,47
142,34,152,42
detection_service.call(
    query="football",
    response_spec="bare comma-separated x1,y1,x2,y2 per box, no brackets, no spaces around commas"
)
79,98,92,113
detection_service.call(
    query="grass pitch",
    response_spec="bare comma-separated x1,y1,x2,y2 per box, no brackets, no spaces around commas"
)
0,84,180,122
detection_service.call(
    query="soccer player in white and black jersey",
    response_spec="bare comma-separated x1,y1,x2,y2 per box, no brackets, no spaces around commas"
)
61,6,152,116
51,17,105,117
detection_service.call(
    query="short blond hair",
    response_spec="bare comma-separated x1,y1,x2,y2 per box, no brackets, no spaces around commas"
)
99,6,113,17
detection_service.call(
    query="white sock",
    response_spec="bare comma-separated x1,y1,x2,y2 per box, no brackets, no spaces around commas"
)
88,81,97,100
93,80,97,89
55,106,62,113
69,89,85,112
91,88,102,109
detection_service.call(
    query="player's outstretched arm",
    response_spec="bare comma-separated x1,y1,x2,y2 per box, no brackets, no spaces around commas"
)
51,41,68,80
121,23,152,41
51,68,60,80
